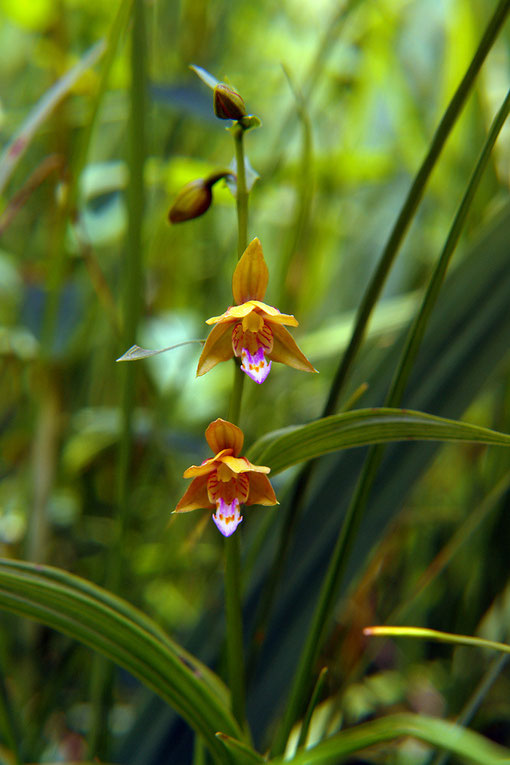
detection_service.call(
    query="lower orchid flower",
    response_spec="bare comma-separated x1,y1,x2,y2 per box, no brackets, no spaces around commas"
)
196,238,317,383
173,418,278,536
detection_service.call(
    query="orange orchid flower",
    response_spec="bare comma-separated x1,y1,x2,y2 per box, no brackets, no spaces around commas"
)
196,238,318,384
174,418,278,536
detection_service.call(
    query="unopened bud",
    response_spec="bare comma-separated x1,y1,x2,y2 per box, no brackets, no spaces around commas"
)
168,179,212,224
213,84,246,121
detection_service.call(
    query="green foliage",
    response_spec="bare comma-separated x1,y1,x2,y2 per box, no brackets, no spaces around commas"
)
0,0,509,763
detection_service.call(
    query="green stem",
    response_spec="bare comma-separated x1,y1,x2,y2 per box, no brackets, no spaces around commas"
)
270,32,510,756
296,667,328,751
224,122,250,734
228,359,245,424
88,0,146,758
225,534,247,731
234,125,248,259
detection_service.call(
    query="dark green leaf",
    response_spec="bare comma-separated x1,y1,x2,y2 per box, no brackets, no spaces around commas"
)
248,408,510,474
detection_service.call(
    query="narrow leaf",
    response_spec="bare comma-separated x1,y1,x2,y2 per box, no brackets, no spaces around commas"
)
0,559,241,762
116,340,204,362
296,667,329,750
0,41,105,196
364,625,510,655
269,713,510,765
190,65,220,90
247,408,510,475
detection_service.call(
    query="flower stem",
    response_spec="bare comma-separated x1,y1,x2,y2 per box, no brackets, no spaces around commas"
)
224,121,249,733
228,359,245,424
233,124,248,259
225,532,247,731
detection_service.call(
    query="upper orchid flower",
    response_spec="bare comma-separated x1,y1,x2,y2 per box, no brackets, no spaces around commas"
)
196,238,318,383
174,418,278,536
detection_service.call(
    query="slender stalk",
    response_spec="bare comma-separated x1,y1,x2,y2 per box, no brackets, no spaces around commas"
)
270,67,510,758
228,359,245,424
233,124,249,260
296,667,328,751
224,122,249,732
88,0,146,757
225,534,247,730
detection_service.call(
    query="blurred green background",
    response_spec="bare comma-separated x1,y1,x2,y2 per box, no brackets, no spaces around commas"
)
0,0,509,761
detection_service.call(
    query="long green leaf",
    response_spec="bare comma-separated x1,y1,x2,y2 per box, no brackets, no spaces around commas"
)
269,713,510,765
364,625,510,655
0,559,241,763
247,408,510,474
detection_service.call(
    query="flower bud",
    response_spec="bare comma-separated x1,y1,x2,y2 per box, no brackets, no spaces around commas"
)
168,179,212,223
213,83,246,121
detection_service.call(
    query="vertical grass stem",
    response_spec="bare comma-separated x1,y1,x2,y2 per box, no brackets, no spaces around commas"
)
88,0,146,757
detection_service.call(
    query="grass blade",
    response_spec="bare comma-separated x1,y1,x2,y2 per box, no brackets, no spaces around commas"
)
0,559,240,763
364,625,510,655
248,408,510,474
269,713,510,765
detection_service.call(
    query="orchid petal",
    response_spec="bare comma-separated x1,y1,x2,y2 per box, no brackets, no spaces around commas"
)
174,475,211,512
183,449,232,478
221,455,270,474
246,472,279,506
196,322,234,376
232,238,268,304
250,301,299,326
212,498,243,537
206,302,258,324
240,346,271,384
270,323,318,373
205,419,244,456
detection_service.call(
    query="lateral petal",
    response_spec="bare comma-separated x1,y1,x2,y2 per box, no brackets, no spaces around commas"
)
175,475,212,512
205,419,244,456
183,450,231,478
207,302,257,324
269,324,318,373
196,322,234,376
246,472,278,506
250,301,299,326
232,238,268,304
221,455,271,474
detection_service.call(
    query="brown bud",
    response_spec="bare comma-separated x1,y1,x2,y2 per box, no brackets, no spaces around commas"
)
168,179,212,224
213,84,246,121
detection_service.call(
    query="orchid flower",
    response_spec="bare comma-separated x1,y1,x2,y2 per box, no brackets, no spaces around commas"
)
196,238,317,383
174,418,277,536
